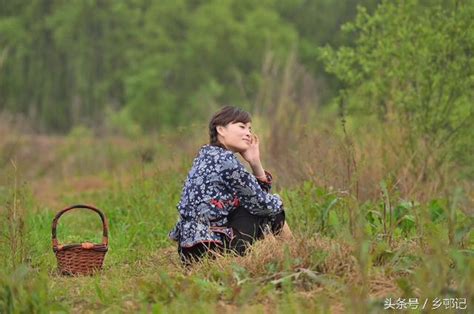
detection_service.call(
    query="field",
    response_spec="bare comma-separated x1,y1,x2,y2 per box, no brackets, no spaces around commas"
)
1,1,473,313
1,119,472,314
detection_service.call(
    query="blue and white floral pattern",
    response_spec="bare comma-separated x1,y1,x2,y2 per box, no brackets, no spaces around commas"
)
169,144,283,248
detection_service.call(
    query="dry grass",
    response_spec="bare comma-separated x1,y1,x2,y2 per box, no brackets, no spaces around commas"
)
264,118,468,203
368,271,400,298
249,54,472,205
178,233,408,312
189,233,359,289
243,234,356,278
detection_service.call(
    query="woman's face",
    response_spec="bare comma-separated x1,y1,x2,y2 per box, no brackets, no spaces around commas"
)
217,121,252,153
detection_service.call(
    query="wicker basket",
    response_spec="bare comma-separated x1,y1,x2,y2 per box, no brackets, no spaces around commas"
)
52,204,109,276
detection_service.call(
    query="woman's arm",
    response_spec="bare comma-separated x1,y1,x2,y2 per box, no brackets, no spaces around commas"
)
221,157,283,217
249,159,265,179
240,134,272,191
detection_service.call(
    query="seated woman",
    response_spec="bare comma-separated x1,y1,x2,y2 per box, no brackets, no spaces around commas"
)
169,106,289,264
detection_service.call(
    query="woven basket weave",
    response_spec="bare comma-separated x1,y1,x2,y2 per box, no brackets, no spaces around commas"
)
52,204,109,276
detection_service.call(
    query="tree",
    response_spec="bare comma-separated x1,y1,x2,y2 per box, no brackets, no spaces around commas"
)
123,0,297,130
0,0,131,131
319,0,474,177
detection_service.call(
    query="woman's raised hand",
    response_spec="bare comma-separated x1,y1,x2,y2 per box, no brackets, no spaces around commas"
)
240,134,261,164
241,134,266,179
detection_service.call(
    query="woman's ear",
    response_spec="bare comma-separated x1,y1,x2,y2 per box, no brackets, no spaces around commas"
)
216,125,225,136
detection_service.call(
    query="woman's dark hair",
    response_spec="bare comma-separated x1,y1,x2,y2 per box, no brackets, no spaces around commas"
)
209,106,251,147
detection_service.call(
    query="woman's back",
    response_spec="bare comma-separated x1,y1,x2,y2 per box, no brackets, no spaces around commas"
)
177,144,240,224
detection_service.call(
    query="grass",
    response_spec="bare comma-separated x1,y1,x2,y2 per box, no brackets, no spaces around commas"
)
0,126,473,313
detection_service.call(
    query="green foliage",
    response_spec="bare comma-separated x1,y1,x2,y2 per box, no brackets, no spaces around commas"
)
275,0,380,101
0,0,378,132
0,0,296,131
0,163,35,271
0,1,130,131
124,0,298,129
282,181,349,237
104,106,142,138
319,0,474,176
0,266,53,314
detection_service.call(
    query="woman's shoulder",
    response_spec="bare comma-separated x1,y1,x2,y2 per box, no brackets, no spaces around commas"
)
199,144,233,159
198,144,240,168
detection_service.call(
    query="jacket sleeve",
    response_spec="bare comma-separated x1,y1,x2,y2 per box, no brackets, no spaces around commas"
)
255,170,273,192
221,158,283,216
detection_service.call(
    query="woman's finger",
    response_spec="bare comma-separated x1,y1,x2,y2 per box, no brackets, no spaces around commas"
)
253,134,259,145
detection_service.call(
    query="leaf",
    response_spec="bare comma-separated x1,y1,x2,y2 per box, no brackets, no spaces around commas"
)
328,210,340,229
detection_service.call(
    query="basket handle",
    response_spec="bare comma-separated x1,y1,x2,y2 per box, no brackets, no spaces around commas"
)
52,204,109,248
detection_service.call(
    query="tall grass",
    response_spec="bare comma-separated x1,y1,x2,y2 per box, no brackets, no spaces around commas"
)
252,54,473,208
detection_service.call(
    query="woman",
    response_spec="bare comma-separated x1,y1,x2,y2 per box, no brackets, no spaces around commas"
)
169,106,288,264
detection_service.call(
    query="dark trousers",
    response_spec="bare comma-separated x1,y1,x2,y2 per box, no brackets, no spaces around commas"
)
179,207,285,264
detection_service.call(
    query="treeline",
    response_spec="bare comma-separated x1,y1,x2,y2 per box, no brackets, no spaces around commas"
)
0,0,378,132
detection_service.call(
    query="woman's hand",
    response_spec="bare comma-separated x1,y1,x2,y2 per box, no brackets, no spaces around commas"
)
240,134,260,164
240,134,265,178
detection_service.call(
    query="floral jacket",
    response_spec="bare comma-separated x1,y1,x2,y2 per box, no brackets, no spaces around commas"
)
169,144,283,248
